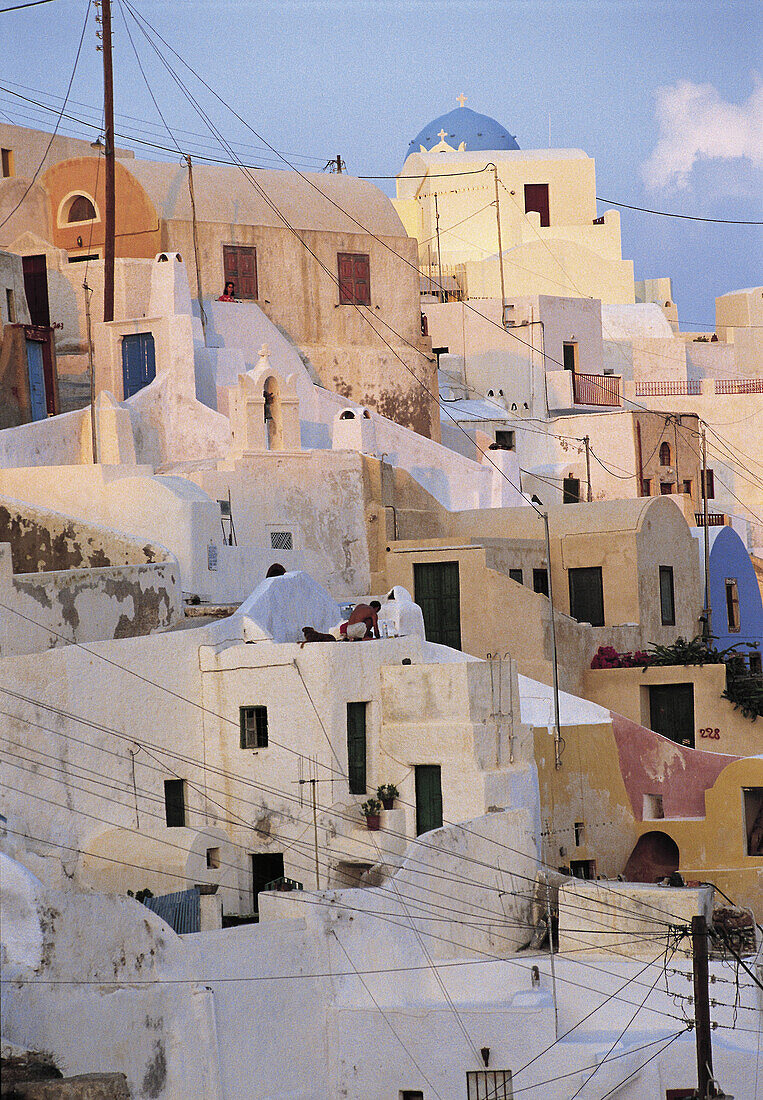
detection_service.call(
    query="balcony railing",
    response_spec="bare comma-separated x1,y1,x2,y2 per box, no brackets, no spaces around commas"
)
715,378,763,394
573,373,622,406
694,512,727,526
635,380,701,396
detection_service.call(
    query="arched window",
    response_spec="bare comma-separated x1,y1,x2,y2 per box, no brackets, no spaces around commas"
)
659,442,671,466
67,195,96,223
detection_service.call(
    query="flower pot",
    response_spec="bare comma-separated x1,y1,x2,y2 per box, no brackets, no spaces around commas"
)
365,814,381,831
381,797,395,810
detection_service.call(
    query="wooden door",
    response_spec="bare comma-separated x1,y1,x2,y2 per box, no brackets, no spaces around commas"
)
413,561,461,649
25,338,47,421
415,765,443,836
22,254,50,326
121,332,156,398
649,683,694,747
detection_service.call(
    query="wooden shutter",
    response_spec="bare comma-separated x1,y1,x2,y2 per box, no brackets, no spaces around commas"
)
413,561,461,650
22,254,50,326
223,245,258,299
337,252,370,305
568,566,604,626
346,702,367,794
415,765,443,835
352,254,370,304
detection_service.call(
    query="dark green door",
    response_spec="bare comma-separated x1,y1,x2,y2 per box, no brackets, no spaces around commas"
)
413,561,461,649
346,702,367,795
649,684,694,747
415,764,443,835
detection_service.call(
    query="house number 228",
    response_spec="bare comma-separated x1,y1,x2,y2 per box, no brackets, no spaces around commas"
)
700,727,721,740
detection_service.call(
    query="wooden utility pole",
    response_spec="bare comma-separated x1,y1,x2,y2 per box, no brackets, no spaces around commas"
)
691,914,714,1099
84,279,97,463
584,435,592,501
492,165,507,325
434,192,444,303
185,155,207,346
100,0,116,322
701,426,712,642
542,512,563,769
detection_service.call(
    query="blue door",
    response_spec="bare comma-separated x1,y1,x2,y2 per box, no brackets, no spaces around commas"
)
25,339,47,421
121,332,156,398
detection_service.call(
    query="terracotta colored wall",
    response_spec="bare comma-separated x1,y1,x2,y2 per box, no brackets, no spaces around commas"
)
41,157,161,259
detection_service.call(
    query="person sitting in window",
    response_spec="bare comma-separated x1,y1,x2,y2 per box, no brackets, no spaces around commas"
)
218,281,236,301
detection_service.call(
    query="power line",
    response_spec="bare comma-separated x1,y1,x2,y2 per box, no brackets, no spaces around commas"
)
0,0,59,11
595,195,763,226
0,1,92,231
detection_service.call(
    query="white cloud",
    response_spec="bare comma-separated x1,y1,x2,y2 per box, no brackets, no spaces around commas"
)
642,79,763,190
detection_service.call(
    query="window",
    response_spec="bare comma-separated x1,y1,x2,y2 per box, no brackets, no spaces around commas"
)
206,847,220,869
744,788,763,855
66,195,97,223
701,468,715,499
164,779,186,828
562,341,577,372
509,568,523,584
660,482,673,495
401,1093,424,1100
641,478,652,496
681,480,692,495
568,566,604,627
413,561,461,649
494,430,515,450
415,764,443,835
223,244,258,299
643,794,665,820
467,1069,513,1099
270,530,293,551
725,579,740,632
649,684,694,747
532,568,549,597
347,702,367,795
337,252,371,305
659,566,675,626
659,441,672,466
240,705,268,749
524,182,549,226
1,148,14,178
570,859,596,879
574,821,585,846
562,476,580,504
5,288,15,324
750,652,762,676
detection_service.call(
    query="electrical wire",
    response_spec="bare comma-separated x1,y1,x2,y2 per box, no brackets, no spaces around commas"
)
0,1,92,231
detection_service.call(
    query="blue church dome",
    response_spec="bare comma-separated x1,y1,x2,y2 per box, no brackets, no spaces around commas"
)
406,106,519,159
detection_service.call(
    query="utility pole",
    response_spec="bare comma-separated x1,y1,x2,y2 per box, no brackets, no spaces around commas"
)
99,0,116,322
185,154,207,346
692,914,714,1100
542,512,563,769
492,165,507,326
434,192,444,304
583,435,592,502
84,279,97,464
701,426,712,642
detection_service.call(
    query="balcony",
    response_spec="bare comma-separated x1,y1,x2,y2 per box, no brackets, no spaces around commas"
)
636,380,701,397
572,372,622,407
694,512,728,527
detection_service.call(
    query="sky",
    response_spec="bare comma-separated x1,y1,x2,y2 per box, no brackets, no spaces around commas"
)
3,0,761,325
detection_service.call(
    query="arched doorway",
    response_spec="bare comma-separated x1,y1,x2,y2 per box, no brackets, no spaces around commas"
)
623,830,680,882
263,376,282,450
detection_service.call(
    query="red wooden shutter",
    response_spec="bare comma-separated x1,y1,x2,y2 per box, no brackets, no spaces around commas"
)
223,246,258,299
353,254,370,305
338,253,355,303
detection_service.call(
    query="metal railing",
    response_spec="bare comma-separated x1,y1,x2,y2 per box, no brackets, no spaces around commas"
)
573,372,622,406
261,876,304,893
694,512,727,526
635,380,701,396
715,378,763,394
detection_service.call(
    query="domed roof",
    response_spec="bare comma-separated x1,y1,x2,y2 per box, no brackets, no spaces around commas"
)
407,106,519,159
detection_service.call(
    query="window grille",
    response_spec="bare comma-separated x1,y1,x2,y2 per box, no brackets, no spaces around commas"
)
270,530,293,551
466,1070,513,1099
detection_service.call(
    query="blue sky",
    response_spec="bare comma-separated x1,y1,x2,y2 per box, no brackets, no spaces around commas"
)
4,0,761,324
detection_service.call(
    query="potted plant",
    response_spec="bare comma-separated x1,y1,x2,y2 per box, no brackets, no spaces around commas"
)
361,798,382,831
377,783,399,810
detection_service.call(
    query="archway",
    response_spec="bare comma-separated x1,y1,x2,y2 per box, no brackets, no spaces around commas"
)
263,376,282,450
623,830,680,882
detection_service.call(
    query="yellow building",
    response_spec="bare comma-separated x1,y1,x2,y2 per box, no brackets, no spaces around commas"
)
393,102,635,304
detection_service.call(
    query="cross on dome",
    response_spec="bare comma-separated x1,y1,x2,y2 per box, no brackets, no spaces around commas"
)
456,93,468,108
437,128,448,141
